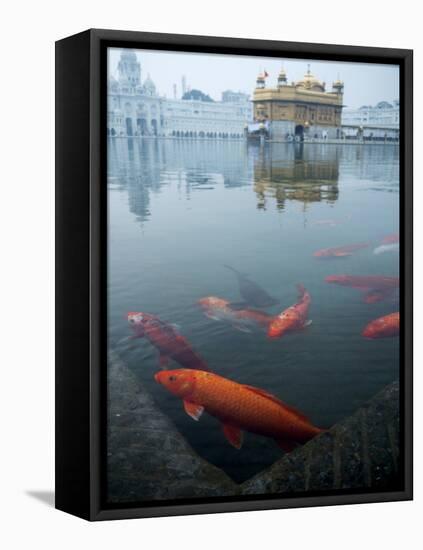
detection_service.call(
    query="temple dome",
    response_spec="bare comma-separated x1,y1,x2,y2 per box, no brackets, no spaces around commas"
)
277,68,287,85
120,49,138,61
296,67,325,92
256,72,266,89
143,74,157,96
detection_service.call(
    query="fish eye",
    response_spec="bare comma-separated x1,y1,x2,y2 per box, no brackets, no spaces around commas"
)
169,375,177,382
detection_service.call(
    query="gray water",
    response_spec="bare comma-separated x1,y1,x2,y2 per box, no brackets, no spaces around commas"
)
108,138,399,483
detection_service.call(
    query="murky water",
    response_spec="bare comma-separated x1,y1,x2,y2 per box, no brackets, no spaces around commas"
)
108,138,399,483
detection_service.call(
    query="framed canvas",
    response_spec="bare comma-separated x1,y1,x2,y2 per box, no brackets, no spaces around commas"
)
55,29,413,521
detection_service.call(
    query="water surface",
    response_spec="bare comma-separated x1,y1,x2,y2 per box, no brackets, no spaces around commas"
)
108,139,399,483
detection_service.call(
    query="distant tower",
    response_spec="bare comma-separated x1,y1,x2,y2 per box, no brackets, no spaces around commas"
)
173,83,177,99
181,75,187,96
117,50,141,86
256,72,265,89
332,75,344,95
277,67,288,88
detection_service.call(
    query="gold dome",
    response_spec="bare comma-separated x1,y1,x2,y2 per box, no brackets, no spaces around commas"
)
256,72,266,89
296,65,325,92
277,67,287,85
332,78,344,88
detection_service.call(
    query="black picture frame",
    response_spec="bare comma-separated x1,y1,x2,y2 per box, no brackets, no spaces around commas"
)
55,28,413,521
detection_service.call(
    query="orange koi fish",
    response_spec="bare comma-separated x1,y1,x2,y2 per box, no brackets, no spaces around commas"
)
197,296,273,333
362,312,400,339
313,242,369,258
267,284,311,339
128,312,210,371
155,369,324,451
382,233,399,245
325,275,399,304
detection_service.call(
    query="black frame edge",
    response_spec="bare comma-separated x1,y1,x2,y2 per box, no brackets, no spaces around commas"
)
401,48,413,501
55,30,92,520
56,28,413,521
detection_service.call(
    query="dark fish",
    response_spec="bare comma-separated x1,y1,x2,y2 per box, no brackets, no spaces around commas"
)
127,312,210,371
224,265,279,309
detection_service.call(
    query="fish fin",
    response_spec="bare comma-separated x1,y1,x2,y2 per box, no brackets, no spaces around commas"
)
183,401,204,421
243,385,311,423
303,320,312,328
159,354,170,369
170,323,182,331
276,439,298,453
116,335,138,350
232,324,252,333
222,424,243,449
205,313,220,321
335,252,351,257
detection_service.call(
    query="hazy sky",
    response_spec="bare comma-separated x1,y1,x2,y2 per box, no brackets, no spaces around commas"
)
108,48,399,109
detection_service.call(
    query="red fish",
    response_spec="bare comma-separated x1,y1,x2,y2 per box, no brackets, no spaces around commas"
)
313,242,369,258
127,312,210,371
325,275,399,303
197,296,273,333
382,233,399,245
362,312,400,339
267,285,311,339
155,369,323,451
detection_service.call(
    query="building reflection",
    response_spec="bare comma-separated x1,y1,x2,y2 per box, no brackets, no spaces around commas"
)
107,138,254,224
251,142,340,211
108,138,398,225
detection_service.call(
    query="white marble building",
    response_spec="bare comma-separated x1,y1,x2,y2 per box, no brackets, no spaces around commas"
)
342,100,399,129
107,50,163,137
161,96,251,138
108,50,252,138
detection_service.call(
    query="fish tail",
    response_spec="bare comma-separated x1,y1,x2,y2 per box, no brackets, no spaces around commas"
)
313,426,327,436
224,264,248,277
296,283,306,298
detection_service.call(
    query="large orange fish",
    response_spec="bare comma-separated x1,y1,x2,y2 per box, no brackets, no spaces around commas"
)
197,296,273,333
313,242,369,258
267,284,311,339
128,312,210,371
155,369,323,451
325,274,399,304
362,312,400,339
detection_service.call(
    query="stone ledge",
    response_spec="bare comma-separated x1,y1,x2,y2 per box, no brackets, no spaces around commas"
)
107,351,238,503
108,349,400,502
240,381,400,495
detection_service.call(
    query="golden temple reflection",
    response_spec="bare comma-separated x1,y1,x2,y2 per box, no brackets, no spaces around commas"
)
252,143,340,211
